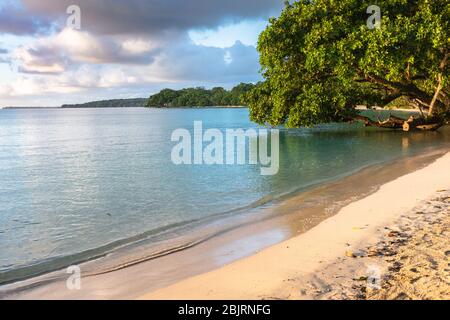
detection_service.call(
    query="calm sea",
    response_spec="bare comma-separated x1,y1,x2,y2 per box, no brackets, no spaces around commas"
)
0,107,448,284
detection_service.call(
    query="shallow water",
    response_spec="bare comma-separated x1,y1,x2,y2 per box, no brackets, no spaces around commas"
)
0,107,448,284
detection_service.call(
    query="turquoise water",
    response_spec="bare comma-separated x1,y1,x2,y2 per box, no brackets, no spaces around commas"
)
0,107,448,284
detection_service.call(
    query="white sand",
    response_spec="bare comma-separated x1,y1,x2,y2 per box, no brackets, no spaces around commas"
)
141,152,450,300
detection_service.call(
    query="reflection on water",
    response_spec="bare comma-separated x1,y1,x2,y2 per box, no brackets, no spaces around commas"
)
0,108,449,283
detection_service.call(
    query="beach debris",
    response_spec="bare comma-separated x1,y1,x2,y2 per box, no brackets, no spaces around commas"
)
387,231,401,237
345,250,366,258
353,276,368,282
367,247,380,257
395,292,410,300
388,261,403,272
366,246,397,257
346,251,356,258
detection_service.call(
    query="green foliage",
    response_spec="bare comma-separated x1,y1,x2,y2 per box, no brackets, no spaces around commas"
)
245,0,450,127
146,83,255,107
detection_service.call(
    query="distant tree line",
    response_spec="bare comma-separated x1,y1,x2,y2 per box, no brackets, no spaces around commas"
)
146,83,255,107
62,98,147,108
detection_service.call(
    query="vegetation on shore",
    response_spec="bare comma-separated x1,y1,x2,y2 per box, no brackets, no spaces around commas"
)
244,0,449,131
61,98,147,108
146,83,255,107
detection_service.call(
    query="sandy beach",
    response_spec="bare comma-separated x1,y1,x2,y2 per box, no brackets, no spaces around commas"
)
142,152,450,300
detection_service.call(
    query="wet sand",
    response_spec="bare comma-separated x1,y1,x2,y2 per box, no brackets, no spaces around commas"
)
0,149,448,300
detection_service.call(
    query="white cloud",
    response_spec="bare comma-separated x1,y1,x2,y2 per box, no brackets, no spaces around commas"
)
13,28,157,74
121,39,154,55
2,33,261,100
0,84,12,96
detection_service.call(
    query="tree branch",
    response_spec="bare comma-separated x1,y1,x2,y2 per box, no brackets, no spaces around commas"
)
429,74,443,116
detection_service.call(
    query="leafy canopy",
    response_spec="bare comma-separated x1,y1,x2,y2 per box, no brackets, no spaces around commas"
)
245,0,449,127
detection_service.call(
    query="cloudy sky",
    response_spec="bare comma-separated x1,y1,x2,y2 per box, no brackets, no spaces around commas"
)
0,0,283,106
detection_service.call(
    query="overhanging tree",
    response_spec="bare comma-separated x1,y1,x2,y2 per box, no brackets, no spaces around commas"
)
245,0,449,130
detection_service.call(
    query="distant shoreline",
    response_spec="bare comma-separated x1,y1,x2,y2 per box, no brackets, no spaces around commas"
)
1,105,249,110
1,107,60,110
2,105,419,111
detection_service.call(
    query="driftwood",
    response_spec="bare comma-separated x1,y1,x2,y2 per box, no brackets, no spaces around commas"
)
352,115,443,132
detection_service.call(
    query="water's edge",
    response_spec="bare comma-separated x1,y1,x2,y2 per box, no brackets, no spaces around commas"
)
1,146,448,298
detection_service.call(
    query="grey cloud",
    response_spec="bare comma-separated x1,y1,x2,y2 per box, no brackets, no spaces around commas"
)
7,0,283,74
20,0,283,35
17,31,159,74
0,5,51,35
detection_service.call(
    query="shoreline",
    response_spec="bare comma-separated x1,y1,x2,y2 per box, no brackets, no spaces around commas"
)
1,148,447,299
141,151,450,300
1,106,248,110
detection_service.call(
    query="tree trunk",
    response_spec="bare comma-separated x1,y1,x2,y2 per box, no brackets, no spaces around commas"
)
352,115,443,131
